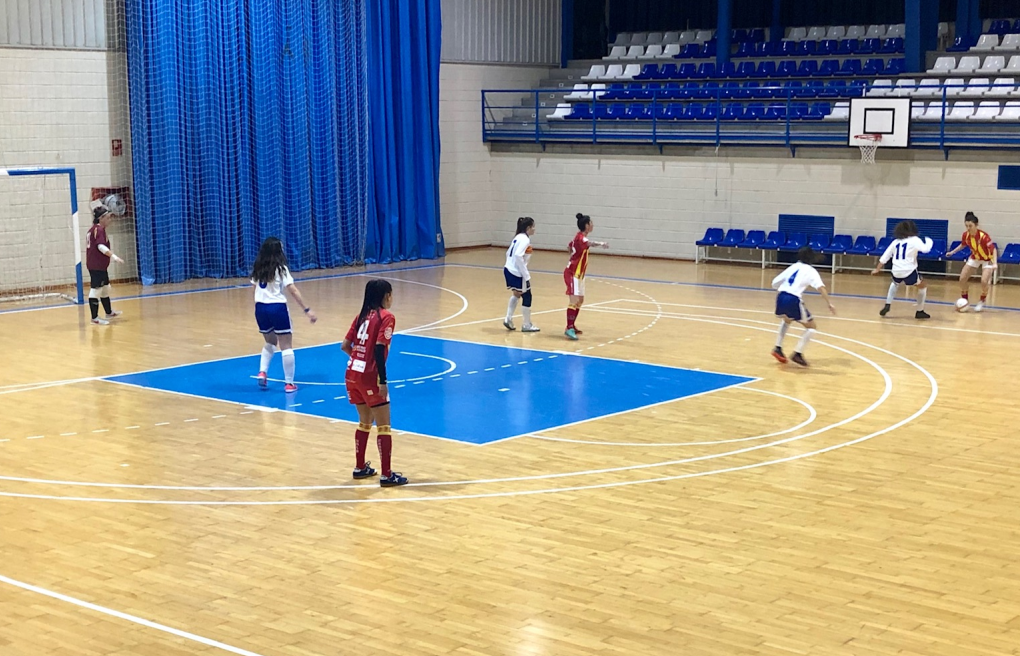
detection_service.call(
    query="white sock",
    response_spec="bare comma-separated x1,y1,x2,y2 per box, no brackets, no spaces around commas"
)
775,321,789,348
259,344,276,373
506,296,520,321
916,287,927,311
522,306,533,326
886,282,899,305
796,328,816,354
281,349,295,384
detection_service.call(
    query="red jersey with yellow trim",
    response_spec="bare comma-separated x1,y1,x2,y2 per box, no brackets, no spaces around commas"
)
962,229,995,261
345,309,396,384
565,232,591,280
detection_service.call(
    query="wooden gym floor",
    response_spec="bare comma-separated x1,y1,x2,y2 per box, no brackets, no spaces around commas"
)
2,247,1019,656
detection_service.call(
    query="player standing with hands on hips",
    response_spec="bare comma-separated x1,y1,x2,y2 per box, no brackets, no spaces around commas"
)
86,205,125,325
872,220,932,320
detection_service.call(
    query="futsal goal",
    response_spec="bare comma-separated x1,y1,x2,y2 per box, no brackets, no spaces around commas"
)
0,167,84,306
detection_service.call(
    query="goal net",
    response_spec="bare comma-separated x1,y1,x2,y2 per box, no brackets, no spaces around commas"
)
0,168,83,306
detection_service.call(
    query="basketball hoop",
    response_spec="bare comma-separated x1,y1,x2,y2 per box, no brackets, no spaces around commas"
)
855,134,882,165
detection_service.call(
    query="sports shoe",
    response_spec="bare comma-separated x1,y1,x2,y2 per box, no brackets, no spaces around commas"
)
256,372,268,389
380,472,408,487
879,304,891,317
284,383,298,393
915,310,931,320
791,352,809,367
974,301,984,313
573,328,583,335
771,346,788,364
564,328,578,341
105,310,122,318
522,324,540,333
353,462,377,479
503,319,516,331
91,317,109,325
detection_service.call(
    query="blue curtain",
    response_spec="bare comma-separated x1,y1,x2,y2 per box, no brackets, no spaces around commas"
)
126,0,442,284
365,0,444,264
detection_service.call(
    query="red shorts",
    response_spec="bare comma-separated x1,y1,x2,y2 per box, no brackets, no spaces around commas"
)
346,378,389,407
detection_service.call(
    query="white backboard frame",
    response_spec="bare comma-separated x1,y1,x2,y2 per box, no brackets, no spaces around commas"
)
848,97,912,148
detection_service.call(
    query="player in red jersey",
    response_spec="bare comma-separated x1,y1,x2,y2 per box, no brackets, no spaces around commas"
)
563,212,608,340
85,206,125,325
341,279,407,487
945,212,997,312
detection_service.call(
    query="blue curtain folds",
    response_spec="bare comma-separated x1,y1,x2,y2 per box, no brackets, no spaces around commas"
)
126,0,442,284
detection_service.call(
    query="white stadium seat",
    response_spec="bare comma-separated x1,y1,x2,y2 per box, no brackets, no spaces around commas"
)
928,56,955,74
953,56,981,74
866,25,888,39
824,102,850,121
629,33,647,46
663,32,680,45
942,78,966,97
605,46,626,60
867,79,894,97
960,78,991,97
893,79,917,96
787,27,808,41
969,101,1001,120
910,101,926,118
978,56,1006,75
590,83,606,99
625,45,645,59
996,34,1020,51
888,24,905,38
678,30,697,44
694,30,714,44
919,102,948,120
914,78,942,98
646,32,663,45
807,26,826,40
581,66,604,81
601,64,624,80
548,103,572,120
662,44,681,58
994,100,1020,120
846,25,866,39
643,45,664,59
829,26,849,39
1007,56,1020,74
991,77,1018,96
974,35,1000,51
947,101,975,120
564,83,589,100
612,33,630,47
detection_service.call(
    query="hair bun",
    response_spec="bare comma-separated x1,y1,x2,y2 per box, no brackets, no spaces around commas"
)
575,213,584,219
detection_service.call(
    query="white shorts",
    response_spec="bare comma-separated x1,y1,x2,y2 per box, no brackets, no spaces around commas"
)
564,271,585,297
965,258,997,270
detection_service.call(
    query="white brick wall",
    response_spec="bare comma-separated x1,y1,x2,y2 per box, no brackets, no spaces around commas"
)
486,148,1020,258
439,63,550,248
0,47,134,295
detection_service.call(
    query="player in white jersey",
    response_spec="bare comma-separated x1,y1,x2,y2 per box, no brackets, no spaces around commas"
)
872,220,933,320
503,217,539,332
771,247,836,367
251,237,317,392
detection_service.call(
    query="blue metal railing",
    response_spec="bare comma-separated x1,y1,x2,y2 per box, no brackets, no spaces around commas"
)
482,81,1020,154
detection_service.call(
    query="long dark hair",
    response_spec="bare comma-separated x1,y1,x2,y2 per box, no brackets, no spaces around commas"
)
357,279,393,326
894,220,918,239
516,217,534,235
576,212,591,232
797,246,821,264
251,237,288,284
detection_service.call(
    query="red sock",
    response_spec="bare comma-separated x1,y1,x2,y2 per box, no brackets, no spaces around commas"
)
962,292,969,299
355,428,369,468
377,430,392,477
980,294,987,302
566,307,578,329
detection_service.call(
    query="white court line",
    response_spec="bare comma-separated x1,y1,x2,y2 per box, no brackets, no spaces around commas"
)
0,573,270,656
402,300,623,334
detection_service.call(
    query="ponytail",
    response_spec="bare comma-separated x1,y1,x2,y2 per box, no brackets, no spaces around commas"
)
515,216,535,235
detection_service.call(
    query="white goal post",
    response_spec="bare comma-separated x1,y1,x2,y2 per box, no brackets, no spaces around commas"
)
0,167,84,305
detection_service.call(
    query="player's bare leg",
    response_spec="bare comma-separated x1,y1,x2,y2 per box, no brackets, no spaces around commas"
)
257,332,279,388
958,264,975,305
914,279,930,319
352,404,377,480
976,267,993,311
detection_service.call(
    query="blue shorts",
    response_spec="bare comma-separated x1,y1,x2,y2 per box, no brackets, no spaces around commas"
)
775,291,811,322
892,270,921,286
504,268,530,293
255,302,292,334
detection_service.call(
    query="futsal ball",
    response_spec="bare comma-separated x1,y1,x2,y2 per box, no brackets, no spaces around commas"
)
955,298,969,312
102,193,127,216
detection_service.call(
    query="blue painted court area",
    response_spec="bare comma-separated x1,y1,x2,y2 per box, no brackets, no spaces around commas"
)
107,336,754,444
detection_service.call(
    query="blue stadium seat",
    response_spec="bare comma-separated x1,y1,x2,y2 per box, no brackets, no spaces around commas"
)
764,103,786,120
807,101,832,118
858,38,881,55
677,63,697,79
659,63,679,80
753,60,777,79
809,234,831,251
696,228,725,246
696,81,721,100
698,103,720,121
789,102,810,119
846,80,868,97
720,103,746,120
675,43,700,59
779,40,798,56
634,64,659,81
879,37,904,54
919,239,947,260
602,83,626,100
945,241,970,261
816,59,841,77
745,102,768,119
999,244,1020,264
1014,20,1020,34
739,230,767,248
847,235,877,255
624,103,649,120
695,42,717,59
779,232,808,252
565,103,592,120
818,39,838,55
834,59,862,77
649,103,671,121
662,82,682,99
798,40,818,56
679,102,704,121
782,81,803,98
777,60,798,77
885,59,905,76
989,19,1010,35
759,231,787,250
752,83,777,99
796,60,819,78
718,62,738,78
946,36,974,52
694,62,717,79
677,82,700,99
870,236,893,256
736,61,756,78
837,39,859,55
719,229,746,247
822,234,854,254
735,81,756,99
666,103,687,120
720,81,741,99
819,79,846,97
862,58,885,76
592,103,611,120
758,41,777,57
748,28,766,43
736,42,756,58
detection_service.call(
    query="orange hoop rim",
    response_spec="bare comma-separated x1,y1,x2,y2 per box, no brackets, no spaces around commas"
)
854,134,884,142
